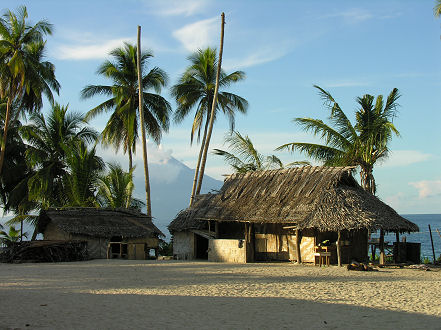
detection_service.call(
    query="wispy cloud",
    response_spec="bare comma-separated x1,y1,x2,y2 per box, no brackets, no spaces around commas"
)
378,150,433,168
409,180,441,199
148,0,209,17
322,8,373,24
223,44,292,70
172,16,219,51
54,37,133,60
321,80,370,88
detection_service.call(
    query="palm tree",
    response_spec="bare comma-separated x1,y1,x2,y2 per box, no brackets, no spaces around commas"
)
0,6,60,174
214,131,307,173
63,141,105,207
81,43,171,172
97,163,144,209
171,48,248,203
277,85,400,194
435,0,441,17
21,103,97,207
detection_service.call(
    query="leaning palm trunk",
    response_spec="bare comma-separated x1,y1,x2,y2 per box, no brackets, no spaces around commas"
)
195,13,225,195
190,115,210,206
137,26,152,217
0,98,12,175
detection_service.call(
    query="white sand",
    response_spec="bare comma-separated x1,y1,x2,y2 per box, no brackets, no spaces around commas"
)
0,260,440,329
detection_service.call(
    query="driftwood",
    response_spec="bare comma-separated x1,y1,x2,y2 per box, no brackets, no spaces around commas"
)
0,240,88,263
347,261,377,271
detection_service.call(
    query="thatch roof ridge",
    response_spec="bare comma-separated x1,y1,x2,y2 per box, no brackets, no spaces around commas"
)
169,166,418,233
39,207,164,238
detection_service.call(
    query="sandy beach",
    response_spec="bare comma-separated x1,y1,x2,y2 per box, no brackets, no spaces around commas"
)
0,260,440,329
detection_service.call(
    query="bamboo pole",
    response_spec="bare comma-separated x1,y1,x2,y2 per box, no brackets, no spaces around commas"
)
337,230,341,267
137,25,152,217
395,231,400,263
436,228,441,239
195,12,225,195
428,224,436,263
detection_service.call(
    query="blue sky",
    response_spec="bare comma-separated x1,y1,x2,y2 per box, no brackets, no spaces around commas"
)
2,0,441,214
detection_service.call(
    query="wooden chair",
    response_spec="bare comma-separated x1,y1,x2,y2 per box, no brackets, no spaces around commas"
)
314,247,331,266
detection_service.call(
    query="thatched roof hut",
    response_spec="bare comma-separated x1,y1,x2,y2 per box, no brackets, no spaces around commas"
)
38,207,164,238
169,166,418,234
38,208,164,259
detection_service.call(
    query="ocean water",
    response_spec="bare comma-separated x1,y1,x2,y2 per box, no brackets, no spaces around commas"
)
371,214,441,260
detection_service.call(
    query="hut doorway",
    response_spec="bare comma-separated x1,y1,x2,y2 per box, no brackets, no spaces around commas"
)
195,234,208,259
109,236,127,258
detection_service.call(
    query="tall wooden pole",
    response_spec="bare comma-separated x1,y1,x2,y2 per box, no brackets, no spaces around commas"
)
295,229,302,264
195,12,225,196
428,224,436,263
337,230,342,267
137,26,152,217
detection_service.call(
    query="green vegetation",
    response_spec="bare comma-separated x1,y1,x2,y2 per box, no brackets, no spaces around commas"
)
0,6,60,175
214,131,309,173
277,85,400,194
0,6,421,245
171,48,248,202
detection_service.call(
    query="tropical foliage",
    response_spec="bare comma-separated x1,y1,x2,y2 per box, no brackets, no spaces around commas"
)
21,103,98,207
214,131,308,173
277,85,400,194
0,226,26,244
435,0,441,17
0,6,60,174
171,48,248,200
81,43,172,171
97,163,143,209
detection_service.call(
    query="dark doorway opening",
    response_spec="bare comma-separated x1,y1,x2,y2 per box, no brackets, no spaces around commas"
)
195,234,208,259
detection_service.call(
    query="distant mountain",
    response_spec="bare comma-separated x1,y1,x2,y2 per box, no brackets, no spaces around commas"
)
133,156,223,238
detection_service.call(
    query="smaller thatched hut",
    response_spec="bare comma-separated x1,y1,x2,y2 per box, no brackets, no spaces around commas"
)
169,166,418,264
37,208,164,259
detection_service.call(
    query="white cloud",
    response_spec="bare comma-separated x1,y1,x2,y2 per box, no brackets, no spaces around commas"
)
223,45,291,71
321,80,370,88
378,150,433,168
323,8,373,24
409,180,441,199
54,38,134,60
149,0,209,17
172,16,219,51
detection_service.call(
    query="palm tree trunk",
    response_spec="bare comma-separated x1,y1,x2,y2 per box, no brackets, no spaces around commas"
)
128,148,133,172
0,98,12,175
195,13,225,195
189,113,210,206
137,26,152,217
360,167,375,195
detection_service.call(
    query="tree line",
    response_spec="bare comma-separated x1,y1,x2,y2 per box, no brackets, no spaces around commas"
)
3,4,440,240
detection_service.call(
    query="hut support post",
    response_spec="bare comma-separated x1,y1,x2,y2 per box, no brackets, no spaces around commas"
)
337,230,341,267
215,221,219,238
395,231,400,263
379,229,385,265
295,229,301,264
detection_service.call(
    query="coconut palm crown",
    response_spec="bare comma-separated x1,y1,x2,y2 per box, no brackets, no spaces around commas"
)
277,85,400,194
81,43,171,171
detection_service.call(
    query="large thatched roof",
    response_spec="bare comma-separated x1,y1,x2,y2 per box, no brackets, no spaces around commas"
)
38,208,164,238
169,166,418,233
